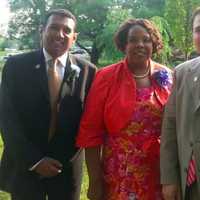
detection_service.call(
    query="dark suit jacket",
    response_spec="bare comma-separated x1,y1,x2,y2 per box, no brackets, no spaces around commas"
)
0,50,96,193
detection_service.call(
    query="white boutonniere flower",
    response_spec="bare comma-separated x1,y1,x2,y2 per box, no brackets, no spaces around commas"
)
63,64,81,97
71,64,81,78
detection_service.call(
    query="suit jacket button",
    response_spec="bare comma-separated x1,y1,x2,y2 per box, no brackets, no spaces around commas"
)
190,142,194,147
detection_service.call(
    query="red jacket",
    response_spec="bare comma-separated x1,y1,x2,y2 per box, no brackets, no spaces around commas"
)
76,58,173,147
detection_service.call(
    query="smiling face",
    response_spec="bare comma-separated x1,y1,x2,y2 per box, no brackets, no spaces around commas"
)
193,14,200,54
125,25,153,64
42,14,77,59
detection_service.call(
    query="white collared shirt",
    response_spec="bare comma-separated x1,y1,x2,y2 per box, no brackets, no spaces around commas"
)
43,48,68,80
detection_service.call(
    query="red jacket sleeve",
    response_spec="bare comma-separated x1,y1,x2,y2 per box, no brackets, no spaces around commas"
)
76,68,112,147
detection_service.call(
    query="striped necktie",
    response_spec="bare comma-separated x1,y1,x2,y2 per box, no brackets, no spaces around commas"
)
186,155,197,186
47,59,62,141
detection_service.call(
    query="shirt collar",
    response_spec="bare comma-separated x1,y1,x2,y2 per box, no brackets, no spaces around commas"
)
43,48,68,67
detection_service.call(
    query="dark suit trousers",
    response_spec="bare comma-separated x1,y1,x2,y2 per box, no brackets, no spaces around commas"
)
11,152,83,200
185,182,200,200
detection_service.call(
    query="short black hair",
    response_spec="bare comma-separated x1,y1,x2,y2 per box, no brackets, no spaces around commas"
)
191,7,200,29
43,9,77,31
114,18,163,54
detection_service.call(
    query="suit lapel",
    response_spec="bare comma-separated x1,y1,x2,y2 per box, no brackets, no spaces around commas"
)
33,50,49,101
186,58,200,112
59,54,82,100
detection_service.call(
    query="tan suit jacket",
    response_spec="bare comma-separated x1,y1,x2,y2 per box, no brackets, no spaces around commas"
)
161,56,200,199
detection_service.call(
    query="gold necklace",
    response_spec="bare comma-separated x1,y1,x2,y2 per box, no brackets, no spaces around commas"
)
132,67,150,79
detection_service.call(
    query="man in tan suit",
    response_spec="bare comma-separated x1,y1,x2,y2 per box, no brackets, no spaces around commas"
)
161,7,200,200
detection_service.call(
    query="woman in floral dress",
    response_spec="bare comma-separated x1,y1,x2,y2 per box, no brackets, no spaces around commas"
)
76,19,173,200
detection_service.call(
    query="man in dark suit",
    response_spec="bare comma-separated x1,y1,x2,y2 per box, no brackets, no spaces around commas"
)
0,9,96,200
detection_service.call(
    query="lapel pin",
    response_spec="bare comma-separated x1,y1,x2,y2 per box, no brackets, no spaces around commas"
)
194,76,198,82
35,64,40,69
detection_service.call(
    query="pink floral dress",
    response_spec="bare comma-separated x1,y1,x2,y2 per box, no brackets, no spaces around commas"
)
103,86,163,200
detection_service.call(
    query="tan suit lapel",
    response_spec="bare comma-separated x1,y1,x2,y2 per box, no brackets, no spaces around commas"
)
186,58,200,112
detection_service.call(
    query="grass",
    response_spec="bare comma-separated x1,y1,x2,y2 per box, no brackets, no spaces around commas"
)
0,138,10,200
80,163,89,200
0,136,89,200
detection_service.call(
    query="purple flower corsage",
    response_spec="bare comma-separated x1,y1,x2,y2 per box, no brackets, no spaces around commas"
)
153,69,172,88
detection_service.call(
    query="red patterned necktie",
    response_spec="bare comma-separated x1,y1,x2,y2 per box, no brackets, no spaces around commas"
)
186,155,197,186
47,59,62,141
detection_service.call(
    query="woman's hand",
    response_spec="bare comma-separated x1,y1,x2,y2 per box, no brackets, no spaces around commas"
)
85,146,104,200
162,184,181,200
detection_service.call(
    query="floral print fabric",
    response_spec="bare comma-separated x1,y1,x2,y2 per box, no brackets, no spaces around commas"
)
103,86,163,200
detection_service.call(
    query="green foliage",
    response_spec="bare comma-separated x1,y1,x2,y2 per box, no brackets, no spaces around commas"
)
0,37,7,51
71,0,112,64
0,36,19,51
164,0,199,59
151,16,172,65
114,0,165,18
7,0,112,64
74,0,110,38
0,192,10,200
99,7,132,62
6,0,200,65
8,0,48,49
